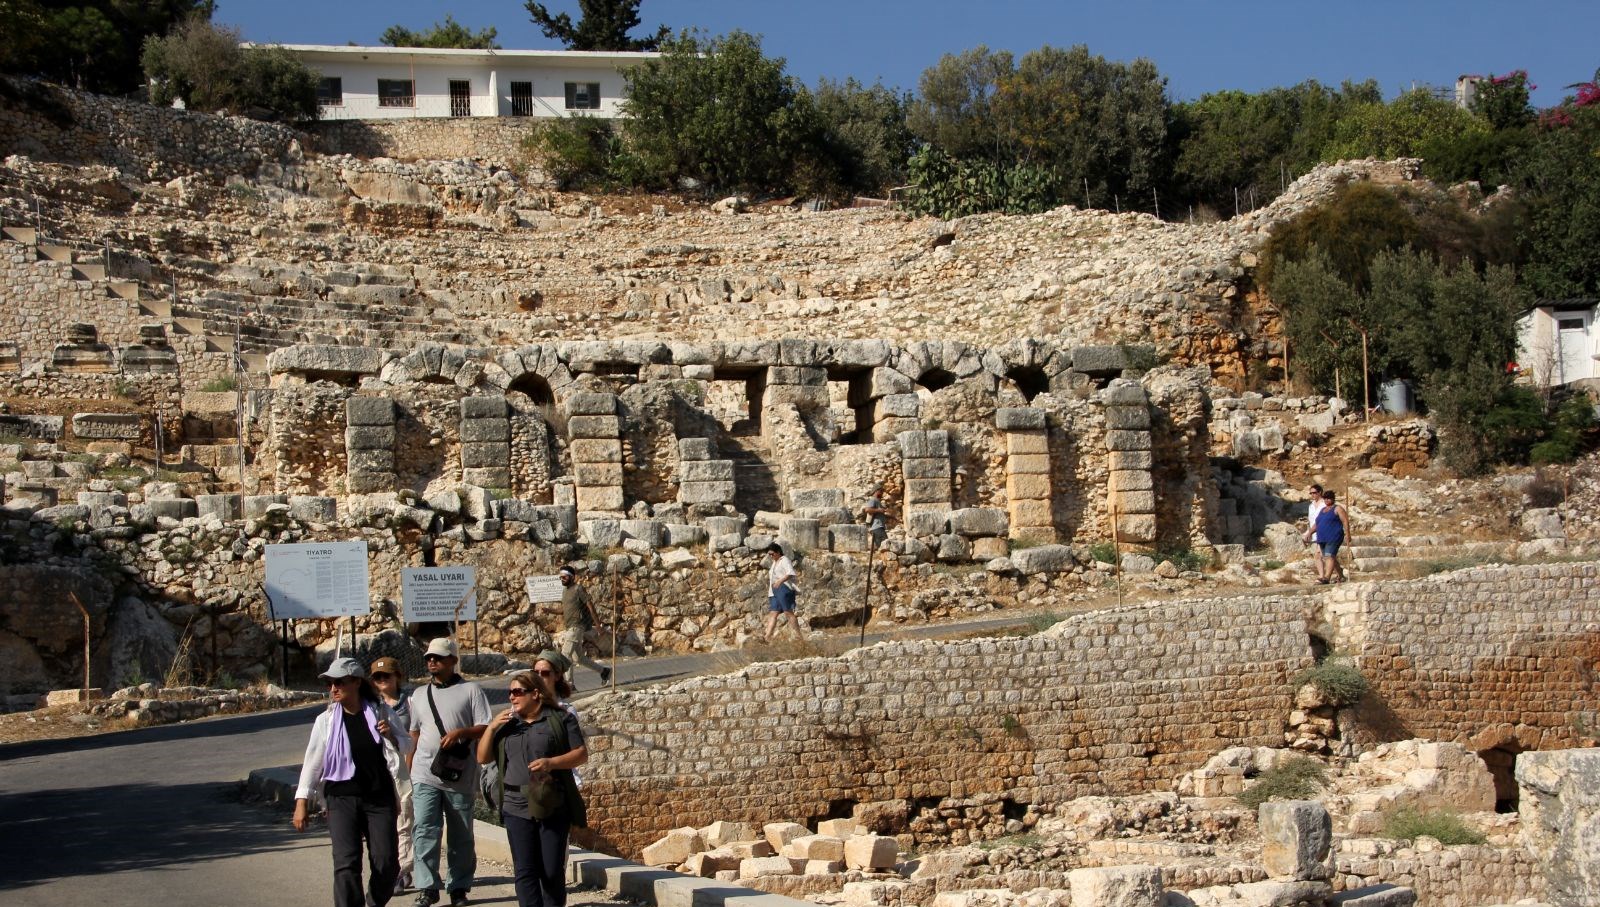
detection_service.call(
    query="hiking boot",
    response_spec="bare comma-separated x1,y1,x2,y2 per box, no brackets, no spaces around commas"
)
599,666,612,684
449,890,469,907
413,890,438,907
394,872,411,895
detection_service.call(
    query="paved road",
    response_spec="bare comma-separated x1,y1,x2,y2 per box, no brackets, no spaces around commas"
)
0,611,1042,905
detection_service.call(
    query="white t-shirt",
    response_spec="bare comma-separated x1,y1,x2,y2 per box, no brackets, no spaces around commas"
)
1308,498,1327,542
768,556,796,599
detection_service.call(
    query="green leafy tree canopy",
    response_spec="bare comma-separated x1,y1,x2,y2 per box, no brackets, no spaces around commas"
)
2,0,214,94
525,0,669,51
380,14,499,49
142,18,318,121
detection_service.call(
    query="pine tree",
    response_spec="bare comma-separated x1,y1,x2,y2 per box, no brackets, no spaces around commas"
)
524,0,669,52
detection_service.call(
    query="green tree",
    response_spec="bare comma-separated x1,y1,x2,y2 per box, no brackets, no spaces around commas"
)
1469,70,1535,130
617,30,822,193
525,0,669,51
380,14,499,49
1323,88,1489,160
905,46,1013,161
1514,105,1600,298
0,0,47,71
142,19,318,121
3,1,214,94
812,78,916,195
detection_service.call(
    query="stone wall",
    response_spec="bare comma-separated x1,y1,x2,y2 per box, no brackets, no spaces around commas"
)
0,77,302,180
306,118,537,166
1322,561,1600,753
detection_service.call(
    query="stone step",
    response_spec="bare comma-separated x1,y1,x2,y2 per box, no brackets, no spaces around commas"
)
239,352,270,373
108,280,140,301
36,243,72,264
1345,545,1397,559
140,299,173,318
1350,556,1409,572
1,226,38,245
206,334,236,354
72,263,106,281
173,317,205,336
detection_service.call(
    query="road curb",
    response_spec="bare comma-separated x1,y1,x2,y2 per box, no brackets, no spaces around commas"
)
246,766,811,907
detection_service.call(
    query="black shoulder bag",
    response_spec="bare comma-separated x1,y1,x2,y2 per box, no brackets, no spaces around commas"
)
426,685,473,783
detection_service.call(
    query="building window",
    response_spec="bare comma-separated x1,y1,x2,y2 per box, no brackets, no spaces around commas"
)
378,79,414,108
510,81,534,116
317,77,343,107
565,82,601,110
449,79,471,117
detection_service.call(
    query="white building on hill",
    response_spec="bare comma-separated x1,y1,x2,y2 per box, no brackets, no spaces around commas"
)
1516,299,1599,387
269,44,658,120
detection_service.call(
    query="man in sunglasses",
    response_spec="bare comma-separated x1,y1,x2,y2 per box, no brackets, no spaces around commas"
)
406,638,491,907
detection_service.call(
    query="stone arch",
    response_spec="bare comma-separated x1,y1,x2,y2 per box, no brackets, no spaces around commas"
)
496,344,578,412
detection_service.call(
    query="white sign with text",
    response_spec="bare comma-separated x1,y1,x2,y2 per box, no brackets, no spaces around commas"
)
401,566,478,622
524,575,565,604
264,541,370,619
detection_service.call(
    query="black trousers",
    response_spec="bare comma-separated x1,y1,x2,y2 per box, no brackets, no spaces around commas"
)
503,811,571,907
327,792,400,907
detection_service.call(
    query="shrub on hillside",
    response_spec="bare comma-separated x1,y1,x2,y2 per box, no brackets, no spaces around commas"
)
1291,657,1369,706
142,19,318,122
1382,808,1486,845
1238,756,1328,810
525,115,620,189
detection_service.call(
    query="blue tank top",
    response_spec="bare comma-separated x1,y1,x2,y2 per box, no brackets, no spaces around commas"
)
1315,506,1344,544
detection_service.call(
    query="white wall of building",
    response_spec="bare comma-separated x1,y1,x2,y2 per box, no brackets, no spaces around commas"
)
1517,307,1598,386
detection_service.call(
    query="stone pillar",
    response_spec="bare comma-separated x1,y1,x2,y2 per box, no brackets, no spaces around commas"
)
677,437,735,512
567,391,624,515
761,365,829,444
460,396,512,489
898,429,953,521
1104,381,1156,544
120,325,178,374
998,407,1054,541
51,323,115,373
345,396,396,494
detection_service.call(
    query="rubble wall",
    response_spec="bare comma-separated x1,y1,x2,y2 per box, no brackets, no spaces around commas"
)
579,594,1313,857
1322,561,1600,753
306,118,535,165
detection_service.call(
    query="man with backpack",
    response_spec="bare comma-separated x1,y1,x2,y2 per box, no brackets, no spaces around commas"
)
406,638,491,907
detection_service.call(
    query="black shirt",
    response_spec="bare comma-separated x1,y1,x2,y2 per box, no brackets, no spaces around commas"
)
492,707,584,819
324,708,395,804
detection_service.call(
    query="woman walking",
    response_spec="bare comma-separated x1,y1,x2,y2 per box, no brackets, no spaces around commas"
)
370,656,416,894
294,656,413,907
1313,490,1350,584
478,671,587,907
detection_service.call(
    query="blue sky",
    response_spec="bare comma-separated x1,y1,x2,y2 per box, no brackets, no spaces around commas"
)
224,0,1600,107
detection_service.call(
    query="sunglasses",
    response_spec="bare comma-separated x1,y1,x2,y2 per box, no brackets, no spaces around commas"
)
534,669,557,678
424,654,448,662
508,687,532,697
371,672,394,680
326,677,357,688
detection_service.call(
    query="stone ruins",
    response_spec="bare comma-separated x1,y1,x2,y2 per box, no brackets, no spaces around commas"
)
0,77,1596,906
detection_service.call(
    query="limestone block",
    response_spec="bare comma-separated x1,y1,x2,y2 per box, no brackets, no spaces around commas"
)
462,442,512,469
1102,382,1149,406
1105,406,1152,430
268,344,389,378
70,413,144,441
898,430,951,459
1229,881,1333,907
874,393,920,420
803,860,844,875
949,507,1008,538
664,523,706,547
870,368,914,398
497,499,541,524
346,472,396,494
1006,430,1050,455
580,519,622,549
782,835,845,861
1067,865,1163,907
288,496,337,524
701,820,757,848
1115,490,1157,513
1105,430,1152,452
766,385,829,408
726,840,775,859
972,537,1009,561
702,515,747,537
834,340,891,369
1259,800,1332,881
1072,346,1131,375
619,519,665,547
937,533,972,562
459,418,508,443
780,517,822,551
195,493,241,522
575,485,624,512
680,460,734,482
763,822,808,852
1008,499,1055,529
709,532,739,552
1109,469,1154,493
641,826,706,867
1007,453,1050,476
551,482,576,507
1117,514,1157,543
568,415,621,439
570,439,622,464
460,396,508,420
815,819,865,839
1011,544,1075,574
1517,748,1600,905
995,407,1046,431
768,365,825,386
789,488,846,510
903,457,952,480
907,510,949,537
679,481,736,504
345,426,396,450
243,494,288,519
1330,885,1417,907
872,417,920,443
574,462,624,486
564,392,617,416
461,467,511,489
739,856,797,880
683,848,742,877
1109,449,1153,471
1006,473,1052,501
678,437,715,461
903,477,951,505
1121,553,1156,573
147,498,197,521
829,524,870,553
842,835,899,871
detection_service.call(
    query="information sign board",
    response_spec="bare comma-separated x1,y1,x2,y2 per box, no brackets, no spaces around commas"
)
264,541,370,619
525,575,565,604
401,567,478,622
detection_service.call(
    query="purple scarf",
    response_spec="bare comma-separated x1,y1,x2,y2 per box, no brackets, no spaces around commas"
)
321,701,382,783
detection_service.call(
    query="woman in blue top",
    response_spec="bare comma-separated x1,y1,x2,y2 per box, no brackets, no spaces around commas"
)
1313,490,1349,584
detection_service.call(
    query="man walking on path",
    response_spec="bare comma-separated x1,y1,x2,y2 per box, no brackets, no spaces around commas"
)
763,543,802,641
407,639,491,907
863,483,888,549
557,567,612,688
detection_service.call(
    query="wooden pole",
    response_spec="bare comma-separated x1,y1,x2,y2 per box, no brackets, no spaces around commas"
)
1110,501,1125,609
610,562,620,692
69,591,91,694
857,537,876,649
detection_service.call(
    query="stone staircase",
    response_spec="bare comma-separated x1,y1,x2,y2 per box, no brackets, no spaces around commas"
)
720,432,783,516
1347,536,1519,574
